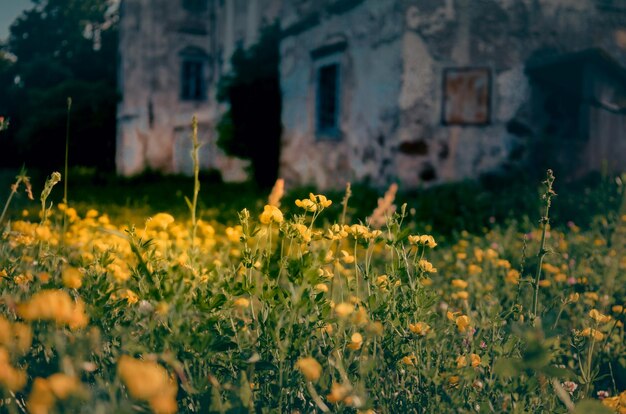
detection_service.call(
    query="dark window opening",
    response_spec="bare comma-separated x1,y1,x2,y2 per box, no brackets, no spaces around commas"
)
316,63,340,137
183,0,208,12
181,60,206,101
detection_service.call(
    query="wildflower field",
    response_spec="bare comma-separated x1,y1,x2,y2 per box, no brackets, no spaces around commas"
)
1,166,625,413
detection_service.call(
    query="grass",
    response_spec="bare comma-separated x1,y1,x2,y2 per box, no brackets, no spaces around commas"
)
0,163,625,413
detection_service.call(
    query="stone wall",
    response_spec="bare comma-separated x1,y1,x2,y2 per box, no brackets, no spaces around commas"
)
116,0,280,181
278,0,626,188
117,0,626,186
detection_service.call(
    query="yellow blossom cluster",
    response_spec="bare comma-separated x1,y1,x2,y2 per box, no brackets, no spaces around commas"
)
118,355,178,414
28,374,82,414
17,290,88,329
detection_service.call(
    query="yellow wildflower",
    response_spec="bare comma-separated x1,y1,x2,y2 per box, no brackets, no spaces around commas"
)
0,348,27,391
580,328,604,341
295,357,322,382
505,269,520,285
470,353,481,367
118,355,177,414
327,382,350,403
335,302,354,318
589,309,612,324
348,332,363,350
259,204,283,224
456,315,471,333
295,198,317,212
418,259,437,273
456,355,468,369
451,279,468,289
408,322,431,336
147,213,175,230
62,266,83,289
17,290,88,329
234,298,250,309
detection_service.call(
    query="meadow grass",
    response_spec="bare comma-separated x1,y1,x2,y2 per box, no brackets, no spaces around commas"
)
0,157,625,412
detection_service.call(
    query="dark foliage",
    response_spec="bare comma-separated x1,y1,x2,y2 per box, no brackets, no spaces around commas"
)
0,0,118,171
216,23,282,188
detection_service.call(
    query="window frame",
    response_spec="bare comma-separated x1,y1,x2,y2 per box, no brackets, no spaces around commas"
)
179,47,209,102
311,40,347,141
315,62,341,138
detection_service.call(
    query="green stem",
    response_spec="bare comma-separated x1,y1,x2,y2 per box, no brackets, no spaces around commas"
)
531,170,556,324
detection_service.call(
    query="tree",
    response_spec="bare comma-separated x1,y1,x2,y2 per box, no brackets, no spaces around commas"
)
0,0,118,171
217,23,282,188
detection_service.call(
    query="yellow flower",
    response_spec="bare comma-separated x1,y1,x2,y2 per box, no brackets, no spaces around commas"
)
348,332,363,350
234,298,250,309
259,205,283,224
456,315,471,333
580,328,604,341
309,193,332,208
409,322,431,336
612,305,624,314
148,213,175,230
446,311,460,321
470,353,481,367
568,293,580,303
47,373,81,400
295,357,322,382
335,302,355,318
122,289,139,305
408,235,437,248
456,355,468,368
340,250,355,264
589,309,612,324
0,348,27,391
468,264,482,275
401,354,417,366
451,279,468,289
27,378,55,414
295,198,317,212
327,382,350,403
538,279,551,288
17,290,89,329
314,283,329,293
418,259,437,273
62,266,83,289
506,269,520,284
452,291,469,300
118,355,178,414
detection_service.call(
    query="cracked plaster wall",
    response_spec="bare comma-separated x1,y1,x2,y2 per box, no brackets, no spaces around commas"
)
278,0,626,188
116,0,280,181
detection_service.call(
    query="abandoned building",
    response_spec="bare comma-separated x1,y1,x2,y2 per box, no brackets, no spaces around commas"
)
116,0,626,188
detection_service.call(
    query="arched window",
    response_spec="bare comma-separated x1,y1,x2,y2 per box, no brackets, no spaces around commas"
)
179,47,209,101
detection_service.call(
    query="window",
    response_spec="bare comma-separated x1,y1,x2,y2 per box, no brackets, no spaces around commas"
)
316,63,340,136
181,59,206,100
183,0,208,12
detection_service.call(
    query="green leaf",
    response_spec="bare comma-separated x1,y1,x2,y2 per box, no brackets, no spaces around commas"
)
493,358,523,378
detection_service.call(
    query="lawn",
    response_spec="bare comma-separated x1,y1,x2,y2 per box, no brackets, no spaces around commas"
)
0,167,625,413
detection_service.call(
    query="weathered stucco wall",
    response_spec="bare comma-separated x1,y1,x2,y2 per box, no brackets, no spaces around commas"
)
279,0,404,188
278,0,626,188
116,0,280,180
117,0,626,186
